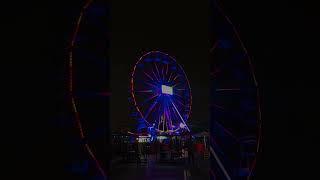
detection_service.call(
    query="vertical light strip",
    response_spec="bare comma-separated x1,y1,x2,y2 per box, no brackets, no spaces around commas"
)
210,146,231,180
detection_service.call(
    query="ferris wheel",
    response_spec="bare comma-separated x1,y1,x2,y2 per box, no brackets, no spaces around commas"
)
209,0,262,179
130,51,192,135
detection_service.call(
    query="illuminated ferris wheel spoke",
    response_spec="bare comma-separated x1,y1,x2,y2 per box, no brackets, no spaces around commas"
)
154,63,161,81
173,92,184,100
173,74,181,82
143,71,156,81
168,108,174,131
162,108,168,131
172,97,186,108
135,89,153,93
168,73,177,83
171,94,184,104
210,146,232,180
153,63,162,82
166,63,169,76
155,99,162,129
170,99,190,132
162,105,167,131
144,95,161,120
215,121,240,143
173,74,180,84
144,81,158,89
168,105,178,129
161,65,166,82
164,72,170,82
137,93,160,107
173,82,182,88
166,72,173,83
178,83,188,89
151,69,160,82
164,102,172,131
166,102,173,131
173,91,185,100
171,74,179,82
177,88,186,91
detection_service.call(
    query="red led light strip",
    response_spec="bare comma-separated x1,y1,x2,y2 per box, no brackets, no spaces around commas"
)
68,0,107,178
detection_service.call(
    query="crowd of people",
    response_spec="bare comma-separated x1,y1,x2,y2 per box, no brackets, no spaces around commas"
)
114,133,206,167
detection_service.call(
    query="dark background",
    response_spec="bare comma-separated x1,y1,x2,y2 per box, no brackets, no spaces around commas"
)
1,0,318,179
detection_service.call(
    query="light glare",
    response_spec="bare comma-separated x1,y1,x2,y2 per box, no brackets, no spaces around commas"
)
161,85,173,95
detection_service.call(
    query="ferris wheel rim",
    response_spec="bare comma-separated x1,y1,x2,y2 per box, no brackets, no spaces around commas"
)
130,50,192,132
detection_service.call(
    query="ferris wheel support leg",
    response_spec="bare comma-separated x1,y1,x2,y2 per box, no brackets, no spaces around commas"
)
210,146,231,180
170,100,190,132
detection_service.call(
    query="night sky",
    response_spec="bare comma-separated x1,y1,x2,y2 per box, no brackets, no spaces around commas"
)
110,0,209,131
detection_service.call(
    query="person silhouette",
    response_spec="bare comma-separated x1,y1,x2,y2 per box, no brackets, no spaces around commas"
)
187,134,194,166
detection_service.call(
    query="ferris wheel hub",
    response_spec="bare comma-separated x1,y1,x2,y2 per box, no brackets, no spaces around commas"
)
161,85,173,95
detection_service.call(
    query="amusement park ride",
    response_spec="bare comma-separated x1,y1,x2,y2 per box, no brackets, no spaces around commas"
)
130,51,192,135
